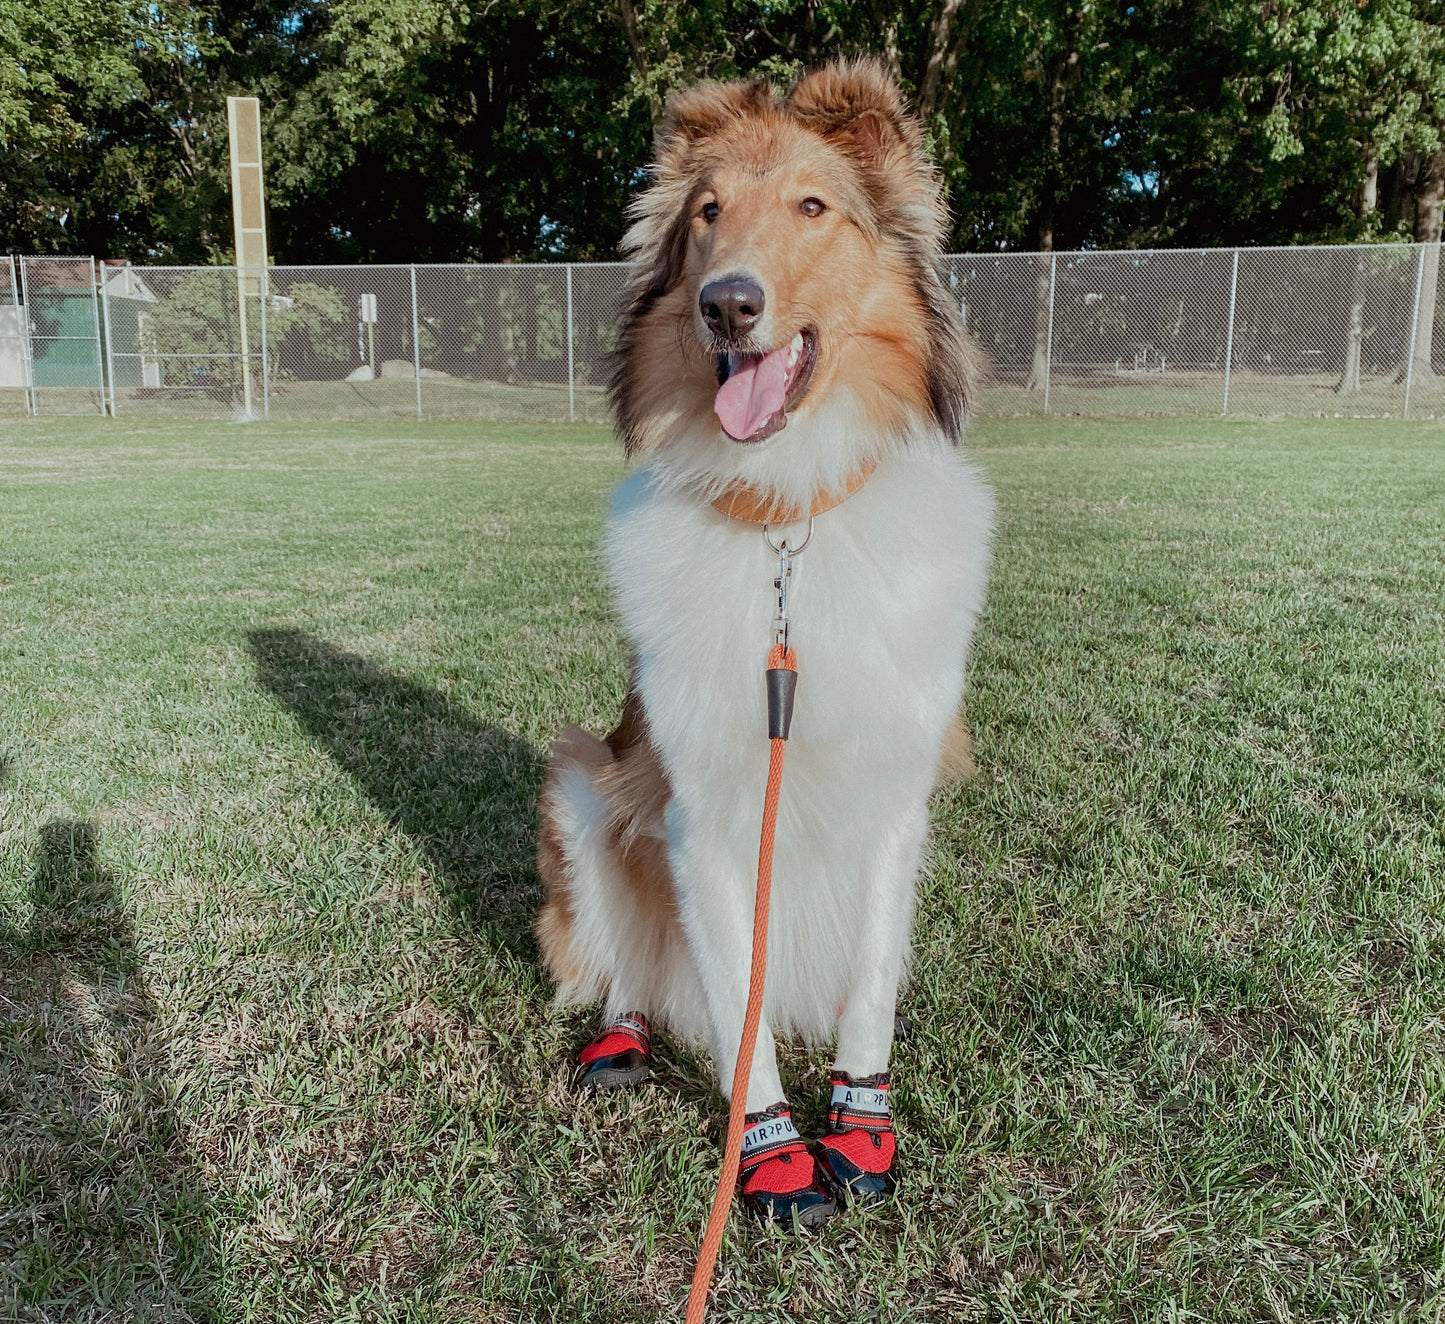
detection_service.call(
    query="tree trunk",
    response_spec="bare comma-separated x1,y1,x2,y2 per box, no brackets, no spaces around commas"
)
864,1,902,82
617,0,661,120
1404,149,1444,384
881,21,903,83
522,274,540,376
483,274,521,384
918,0,964,124
1382,152,1421,235
1026,222,1054,392
499,278,520,384
618,0,647,74
1337,144,1377,396
1337,252,1368,394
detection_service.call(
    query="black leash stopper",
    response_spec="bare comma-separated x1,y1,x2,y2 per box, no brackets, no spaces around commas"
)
766,666,796,741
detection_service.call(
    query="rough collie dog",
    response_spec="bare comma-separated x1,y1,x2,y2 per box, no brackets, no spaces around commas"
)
535,57,993,1228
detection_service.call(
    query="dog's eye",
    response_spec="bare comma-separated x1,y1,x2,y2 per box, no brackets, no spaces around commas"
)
800,197,827,218
701,201,720,223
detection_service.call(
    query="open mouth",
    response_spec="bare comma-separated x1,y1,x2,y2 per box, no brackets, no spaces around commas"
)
713,327,818,444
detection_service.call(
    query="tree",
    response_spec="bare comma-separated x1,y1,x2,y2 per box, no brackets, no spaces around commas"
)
1,0,228,258
7,0,1445,268
1381,4,1445,382
251,0,654,262
0,0,138,250
144,270,346,393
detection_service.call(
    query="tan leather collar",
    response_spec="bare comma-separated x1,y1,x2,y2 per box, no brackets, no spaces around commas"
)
710,462,876,525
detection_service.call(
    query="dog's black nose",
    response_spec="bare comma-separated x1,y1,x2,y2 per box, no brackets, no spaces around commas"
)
700,276,765,342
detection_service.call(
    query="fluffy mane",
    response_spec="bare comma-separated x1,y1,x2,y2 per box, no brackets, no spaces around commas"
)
611,57,978,454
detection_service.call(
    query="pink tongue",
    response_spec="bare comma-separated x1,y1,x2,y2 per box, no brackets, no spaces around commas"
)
715,345,791,440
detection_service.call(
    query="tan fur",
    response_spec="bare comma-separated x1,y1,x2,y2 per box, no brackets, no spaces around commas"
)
935,715,977,786
613,57,980,458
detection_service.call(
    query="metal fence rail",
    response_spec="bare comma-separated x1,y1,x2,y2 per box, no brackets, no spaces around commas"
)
2,245,1440,422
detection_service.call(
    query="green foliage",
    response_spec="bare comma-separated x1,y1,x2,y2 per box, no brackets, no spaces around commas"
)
276,282,353,368
143,271,347,392
1108,0,1445,246
1,0,226,256
0,0,138,248
5,0,1445,258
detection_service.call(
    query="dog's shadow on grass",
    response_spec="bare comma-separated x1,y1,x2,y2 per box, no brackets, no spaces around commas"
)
247,628,546,961
0,820,216,1317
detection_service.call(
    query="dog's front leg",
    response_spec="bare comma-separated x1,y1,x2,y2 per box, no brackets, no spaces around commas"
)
834,804,928,1075
666,802,785,1110
817,803,929,1204
668,801,839,1226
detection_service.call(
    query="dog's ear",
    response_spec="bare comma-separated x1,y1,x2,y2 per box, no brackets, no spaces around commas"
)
656,79,776,156
791,57,976,441
786,58,922,169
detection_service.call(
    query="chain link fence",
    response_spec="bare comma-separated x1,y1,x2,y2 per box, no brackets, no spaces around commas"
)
3,245,1441,422
944,246,1433,417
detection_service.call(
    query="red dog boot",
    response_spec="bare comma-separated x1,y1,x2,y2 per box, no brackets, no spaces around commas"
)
577,1012,653,1091
815,1072,896,1204
738,1103,837,1230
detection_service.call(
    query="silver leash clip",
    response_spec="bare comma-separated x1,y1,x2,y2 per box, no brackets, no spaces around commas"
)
763,518,812,653
772,543,794,651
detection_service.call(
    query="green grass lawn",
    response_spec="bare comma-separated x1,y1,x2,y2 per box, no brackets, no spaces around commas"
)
2,414,1443,1323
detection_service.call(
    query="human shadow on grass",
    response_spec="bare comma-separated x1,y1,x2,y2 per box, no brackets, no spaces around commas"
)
247,628,547,961
0,820,216,1321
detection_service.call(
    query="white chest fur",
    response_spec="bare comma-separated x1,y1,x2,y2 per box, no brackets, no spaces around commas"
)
603,443,994,1038
607,446,993,797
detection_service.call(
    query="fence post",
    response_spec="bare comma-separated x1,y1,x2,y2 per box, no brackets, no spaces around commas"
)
16,256,35,416
1405,243,1426,421
236,267,253,417
1222,248,1239,415
87,259,107,416
17,251,36,410
4,256,12,391
566,263,575,422
410,264,423,421
1042,252,1057,415
99,264,118,417
259,266,270,419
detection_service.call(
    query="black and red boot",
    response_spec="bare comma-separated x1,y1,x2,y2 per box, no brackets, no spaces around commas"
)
577,1012,653,1091
814,1072,896,1205
737,1103,837,1230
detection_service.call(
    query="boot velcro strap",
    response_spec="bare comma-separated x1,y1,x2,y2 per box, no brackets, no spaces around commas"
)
739,1109,806,1171
828,1074,891,1133
578,1012,652,1065
606,1013,652,1046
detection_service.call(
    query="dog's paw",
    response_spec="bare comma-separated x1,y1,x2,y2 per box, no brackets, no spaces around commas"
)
741,1169,837,1230
576,1012,653,1091
815,1128,896,1205
738,1103,838,1231
815,1071,897,1205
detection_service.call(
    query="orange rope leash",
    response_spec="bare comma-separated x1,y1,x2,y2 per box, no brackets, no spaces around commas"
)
684,641,796,1324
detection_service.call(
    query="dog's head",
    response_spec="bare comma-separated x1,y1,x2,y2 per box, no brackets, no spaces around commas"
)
613,58,976,475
